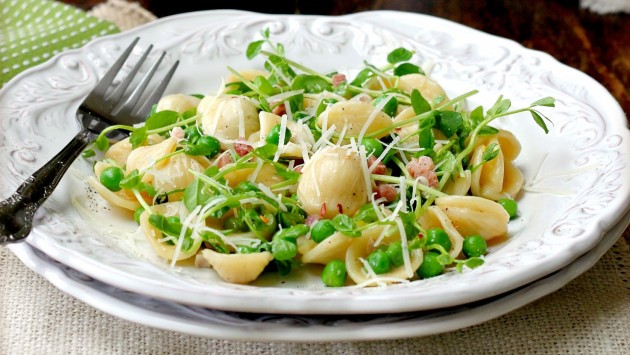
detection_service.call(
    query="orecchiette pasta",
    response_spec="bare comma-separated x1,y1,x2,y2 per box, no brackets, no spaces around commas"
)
201,249,273,284
434,196,510,240
297,146,368,218
139,202,202,261
418,206,464,258
198,94,260,143
345,225,423,285
317,101,393,139
87,38,553,287
470,130,524,200
156,94,201,114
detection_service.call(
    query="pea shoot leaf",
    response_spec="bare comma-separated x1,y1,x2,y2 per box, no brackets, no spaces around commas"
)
399,212,419,240
478,125,499,135
81,148,95,159
183,178,211,212
418,127,435,150
291,74,331,94
469,105,484,125
465,257,485,269
394,63,423,76
373,95,398,117
271,238,297,261
482,143,500,163
530,97,555,108
331,214,361,237
436,111,463,137
354,203,378,223
487,97,511,117
530,110,550,134
350,68,374,86
145,110,179,130
254,76,274,96
119,169,141,189
201,231,230,254
246,40,265,60
387,47,414,64
254,143,278,159
129,126,147,149
411,89,431,115
94,134,109,151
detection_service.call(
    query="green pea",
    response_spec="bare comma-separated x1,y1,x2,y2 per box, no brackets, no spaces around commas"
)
186,135,221,158
498,198,518,219
417,252,444,279
367,250,391,274
99,166,124,192
360,137,384,157
322,259,347,287
426,228,452,252
266,124,292,146
462,235,488,258
133,207,144,224
311,220,336,243
386,241,404,267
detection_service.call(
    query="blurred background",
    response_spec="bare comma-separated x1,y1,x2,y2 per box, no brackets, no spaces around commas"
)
60,0,630,114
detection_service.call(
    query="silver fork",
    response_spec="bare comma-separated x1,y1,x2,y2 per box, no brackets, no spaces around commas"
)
0,38,179,244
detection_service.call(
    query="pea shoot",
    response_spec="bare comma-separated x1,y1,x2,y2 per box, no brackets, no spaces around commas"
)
85,29,555,287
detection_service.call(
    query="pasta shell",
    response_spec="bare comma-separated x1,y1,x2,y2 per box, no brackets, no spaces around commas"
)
470,132,524,200
258,111,310,158
156,94,201,114
87,176,140,211
300,232,353,265
474,129,521,160
201,249,273,284
392,106,420,140
126,137,177,174
345,225,423,285
139,202,203,261
317,101,393,139
418,206,464,258
144,153,206,199
443,170,472,196
397,74,448,103
223,162,285,189
434,196,510,240
198,95,260,143
90,161,139,211
104,138,132,167
297,146,368,219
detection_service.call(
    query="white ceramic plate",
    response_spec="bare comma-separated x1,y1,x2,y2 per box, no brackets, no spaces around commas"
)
1,10,629,314
7,209,629,341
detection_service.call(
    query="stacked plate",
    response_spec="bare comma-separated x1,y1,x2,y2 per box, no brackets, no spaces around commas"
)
2,10,629,341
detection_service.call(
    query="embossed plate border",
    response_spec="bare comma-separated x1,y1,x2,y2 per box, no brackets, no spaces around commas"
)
1,10,629,314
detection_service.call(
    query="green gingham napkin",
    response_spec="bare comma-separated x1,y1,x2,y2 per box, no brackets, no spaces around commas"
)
0,0,119,86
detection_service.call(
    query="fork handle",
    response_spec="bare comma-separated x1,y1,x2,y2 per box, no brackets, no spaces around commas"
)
0,129,96,244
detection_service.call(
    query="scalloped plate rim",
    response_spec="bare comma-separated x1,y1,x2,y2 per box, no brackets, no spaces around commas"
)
1,9,629,314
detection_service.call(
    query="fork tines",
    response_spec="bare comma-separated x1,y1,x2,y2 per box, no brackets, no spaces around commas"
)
83,37,179,125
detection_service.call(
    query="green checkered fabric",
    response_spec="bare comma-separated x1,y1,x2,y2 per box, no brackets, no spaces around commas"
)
0,0,119,86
